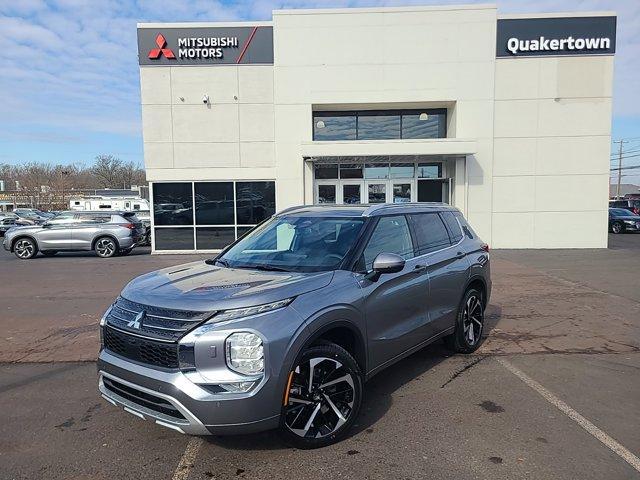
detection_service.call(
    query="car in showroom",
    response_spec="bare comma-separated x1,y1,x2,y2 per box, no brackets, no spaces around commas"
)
97,203,491,448
2,211,146,259
609,207,640,234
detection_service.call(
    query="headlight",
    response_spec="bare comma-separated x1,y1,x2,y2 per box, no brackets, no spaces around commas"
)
100,304,114,327
225,332,264,376
213,298,293,323
624,220,636,225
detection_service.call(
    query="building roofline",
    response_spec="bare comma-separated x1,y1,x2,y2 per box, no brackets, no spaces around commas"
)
137,21,273,29
274,4,496,16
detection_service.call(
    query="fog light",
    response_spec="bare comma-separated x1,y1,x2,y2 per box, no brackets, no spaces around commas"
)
225,332,264,376
219,381,258,394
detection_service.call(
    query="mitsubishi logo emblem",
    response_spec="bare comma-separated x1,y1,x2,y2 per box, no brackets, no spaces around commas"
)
127,311,145,330
148,33,175,59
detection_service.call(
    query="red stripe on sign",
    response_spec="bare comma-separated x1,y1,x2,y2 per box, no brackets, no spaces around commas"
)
236,26,259,64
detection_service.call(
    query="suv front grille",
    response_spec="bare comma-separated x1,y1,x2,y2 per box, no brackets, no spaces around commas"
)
106,297,210,342
104,326,179,369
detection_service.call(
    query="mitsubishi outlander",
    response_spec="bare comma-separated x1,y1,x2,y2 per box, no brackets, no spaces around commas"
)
98,204,490,448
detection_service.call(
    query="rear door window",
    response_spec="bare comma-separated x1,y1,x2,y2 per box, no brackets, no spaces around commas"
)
407,213,451,255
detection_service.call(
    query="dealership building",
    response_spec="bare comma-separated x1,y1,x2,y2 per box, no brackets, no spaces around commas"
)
137,4,616,252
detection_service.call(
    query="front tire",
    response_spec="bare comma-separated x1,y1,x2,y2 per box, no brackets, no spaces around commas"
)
445,288,485,354
279,342,363,449
13,237,37,260
94,237,118,258
611,221,624,234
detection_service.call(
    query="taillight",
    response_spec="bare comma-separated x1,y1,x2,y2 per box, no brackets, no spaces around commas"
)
481,243,490,252
122,223,135,230
633,208,639,215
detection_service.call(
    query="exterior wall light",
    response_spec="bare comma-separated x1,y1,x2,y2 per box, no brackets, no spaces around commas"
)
419,112,429,121
316,120,325,129
202,94,210,104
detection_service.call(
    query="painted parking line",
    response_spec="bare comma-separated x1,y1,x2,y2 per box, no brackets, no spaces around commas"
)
172,437,204,480
497,358,640,473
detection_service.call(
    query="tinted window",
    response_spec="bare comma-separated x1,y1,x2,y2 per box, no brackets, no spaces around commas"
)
357,112,400,140
315,164,338,179
318,185,336,204
402,110,446,139
440,211,463,243
195,182,234,225
196,227,235,249
153,183,193,226
313,113,356,140
154,228,194,250
363,215,414,270
339,164,363,179
236,181,275,225
408,213,451,255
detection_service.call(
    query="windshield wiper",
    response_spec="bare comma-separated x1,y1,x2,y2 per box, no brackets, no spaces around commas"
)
206,258,229,267
250,264,290,272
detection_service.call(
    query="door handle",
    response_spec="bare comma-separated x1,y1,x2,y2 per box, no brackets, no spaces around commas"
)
414,264,427,272
455,251,466,259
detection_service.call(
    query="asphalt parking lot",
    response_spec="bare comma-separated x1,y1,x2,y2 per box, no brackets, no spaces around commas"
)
1,235,639,479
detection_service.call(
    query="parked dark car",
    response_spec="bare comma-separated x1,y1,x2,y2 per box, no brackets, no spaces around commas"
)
0,216,17,236
97,204,491,448
609,208,640,234
609,199,640,215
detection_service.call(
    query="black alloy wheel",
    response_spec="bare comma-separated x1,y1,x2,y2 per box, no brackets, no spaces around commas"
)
280,343,362,449
445,288,485,354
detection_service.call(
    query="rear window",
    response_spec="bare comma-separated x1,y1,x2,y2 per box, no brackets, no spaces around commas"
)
407,213,451,255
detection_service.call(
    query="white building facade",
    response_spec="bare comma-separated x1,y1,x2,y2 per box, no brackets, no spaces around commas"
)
137,4,616,252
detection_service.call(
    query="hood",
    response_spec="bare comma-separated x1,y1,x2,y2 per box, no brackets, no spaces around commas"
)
6,224,42,234
120,260,334,312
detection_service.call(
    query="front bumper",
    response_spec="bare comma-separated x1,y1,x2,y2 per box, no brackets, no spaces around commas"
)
97,349,281,435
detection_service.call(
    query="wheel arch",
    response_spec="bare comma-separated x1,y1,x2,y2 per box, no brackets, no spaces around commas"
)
91,234,120,251
10,234,39,253
465,275,487,307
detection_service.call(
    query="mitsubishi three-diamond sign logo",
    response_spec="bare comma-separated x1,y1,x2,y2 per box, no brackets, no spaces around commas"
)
148,33,175,59
126,310,145,330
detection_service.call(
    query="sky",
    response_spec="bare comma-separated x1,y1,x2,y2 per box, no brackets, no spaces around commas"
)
1,0,639,184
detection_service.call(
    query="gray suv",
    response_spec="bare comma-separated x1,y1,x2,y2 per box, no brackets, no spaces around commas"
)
3,211,145,259
98,204,490,448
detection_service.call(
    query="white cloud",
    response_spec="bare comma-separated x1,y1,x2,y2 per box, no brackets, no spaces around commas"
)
0,0,638,147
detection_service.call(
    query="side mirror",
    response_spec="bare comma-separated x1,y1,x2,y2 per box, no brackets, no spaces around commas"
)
365,252,406,281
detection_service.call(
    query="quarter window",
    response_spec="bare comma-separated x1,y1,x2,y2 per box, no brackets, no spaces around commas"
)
408,213,451,255
362,215,414,270
440,211,463,243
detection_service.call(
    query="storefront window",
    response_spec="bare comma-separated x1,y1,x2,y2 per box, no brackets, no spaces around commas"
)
390,163,415,178
339,164,363,179
152,181,275,251
364,164,389,179
236,181,276,225
313,113,356,140
313,109,446,141
314,164,338,179
417,163,442,178
154,227,194,250
358,112,400,140
195,182,234,225
196,227,235,250
153,183,193,226
402,110,447,139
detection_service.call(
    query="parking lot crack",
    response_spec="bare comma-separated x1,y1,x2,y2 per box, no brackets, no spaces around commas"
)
441,356,486,388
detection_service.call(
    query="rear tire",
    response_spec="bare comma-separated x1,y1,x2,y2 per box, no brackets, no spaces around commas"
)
445,288,485,354
94,237,118,258
278,342,363,449
13,237,37,260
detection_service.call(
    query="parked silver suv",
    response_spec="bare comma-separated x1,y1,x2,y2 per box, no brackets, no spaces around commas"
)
98,204,491,448
3,211,145,259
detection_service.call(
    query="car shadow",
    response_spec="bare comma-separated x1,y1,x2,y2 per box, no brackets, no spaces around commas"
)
203,341,458,452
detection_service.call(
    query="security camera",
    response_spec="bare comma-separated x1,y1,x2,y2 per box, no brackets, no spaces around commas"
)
202,94,209,104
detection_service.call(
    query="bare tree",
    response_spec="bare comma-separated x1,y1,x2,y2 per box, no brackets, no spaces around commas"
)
92,154,123,188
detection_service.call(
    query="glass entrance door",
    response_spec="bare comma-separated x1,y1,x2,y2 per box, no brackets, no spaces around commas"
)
392,182,413,203
366,182,387,204
417,179,450,203
340,182,363,204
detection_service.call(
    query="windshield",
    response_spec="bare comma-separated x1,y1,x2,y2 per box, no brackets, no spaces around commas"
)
219,216,366,272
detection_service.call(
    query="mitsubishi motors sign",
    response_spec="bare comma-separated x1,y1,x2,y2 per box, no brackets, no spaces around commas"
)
137,25,273,66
